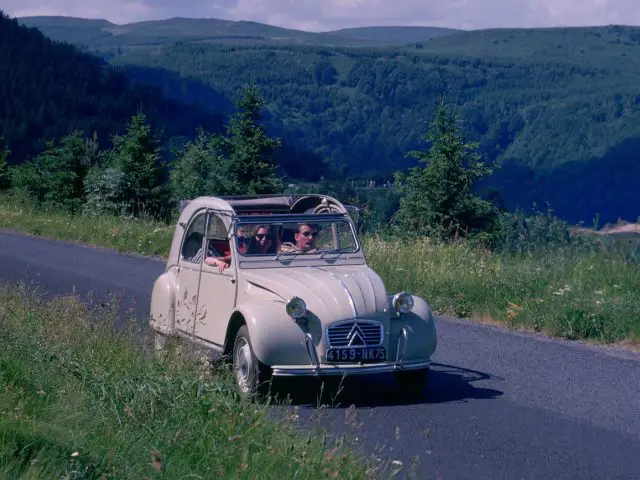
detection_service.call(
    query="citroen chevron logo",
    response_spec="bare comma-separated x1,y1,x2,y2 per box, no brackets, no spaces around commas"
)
347,323,366,346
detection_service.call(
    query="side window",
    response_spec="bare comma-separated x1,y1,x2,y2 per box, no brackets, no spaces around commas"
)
336,221,357,252
206,213,228,241
181,212,207,263
202,212,231,262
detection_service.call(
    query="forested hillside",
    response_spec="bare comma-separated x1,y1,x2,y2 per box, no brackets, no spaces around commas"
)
11,14,640,223
112,27,640,223
0,12,333,179
0,12,226,163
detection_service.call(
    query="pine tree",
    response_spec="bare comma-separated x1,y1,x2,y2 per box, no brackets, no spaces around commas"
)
107,110,169,217
8,130,99,211
170,85,283,199
394,98,498,241
224,85,283,195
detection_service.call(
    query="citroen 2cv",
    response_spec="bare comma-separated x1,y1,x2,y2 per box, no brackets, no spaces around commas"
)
150,194,437,397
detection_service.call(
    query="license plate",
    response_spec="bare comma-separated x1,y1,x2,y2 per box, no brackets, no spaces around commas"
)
326,347,386,363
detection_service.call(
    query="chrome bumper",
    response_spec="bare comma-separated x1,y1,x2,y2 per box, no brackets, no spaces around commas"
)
270,327,430,377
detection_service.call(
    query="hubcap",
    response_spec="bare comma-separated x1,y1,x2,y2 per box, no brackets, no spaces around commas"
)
234,338,253,394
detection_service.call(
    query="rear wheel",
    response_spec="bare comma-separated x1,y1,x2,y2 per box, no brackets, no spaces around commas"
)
232,325,271,399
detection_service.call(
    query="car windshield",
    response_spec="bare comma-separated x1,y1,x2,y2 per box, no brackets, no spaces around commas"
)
234,218,359,257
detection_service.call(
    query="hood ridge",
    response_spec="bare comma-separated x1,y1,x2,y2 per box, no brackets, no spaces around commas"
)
241,266,388,323
316,268,358,318
283,269,339,315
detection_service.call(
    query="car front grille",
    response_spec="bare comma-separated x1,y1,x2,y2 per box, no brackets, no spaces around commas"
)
326,320,384,347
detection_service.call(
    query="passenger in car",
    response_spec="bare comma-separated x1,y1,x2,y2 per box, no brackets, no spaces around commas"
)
202,226,250,271
192,241,215,263
204,248,231,271
235,226,249,253
246,225,276,255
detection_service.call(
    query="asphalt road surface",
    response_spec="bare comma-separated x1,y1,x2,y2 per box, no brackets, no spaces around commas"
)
2,229,640,480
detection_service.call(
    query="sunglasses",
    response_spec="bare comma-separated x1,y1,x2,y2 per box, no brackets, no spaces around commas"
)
255,234,271,240
300,231,319,238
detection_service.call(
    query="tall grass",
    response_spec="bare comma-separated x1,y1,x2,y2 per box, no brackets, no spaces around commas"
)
1,193,639,345
0,192,173,257
363,237,640,344
0,282,374,479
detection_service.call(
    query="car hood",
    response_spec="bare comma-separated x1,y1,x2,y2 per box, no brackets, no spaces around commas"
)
241,265,389,321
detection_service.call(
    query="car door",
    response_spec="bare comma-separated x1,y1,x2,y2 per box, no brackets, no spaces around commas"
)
174,209,208,336
194,210,238,349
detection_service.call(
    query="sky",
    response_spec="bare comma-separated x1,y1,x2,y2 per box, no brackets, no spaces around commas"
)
2,0,637,31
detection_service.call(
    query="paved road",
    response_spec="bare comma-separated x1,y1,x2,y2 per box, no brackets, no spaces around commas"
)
2,229,640,480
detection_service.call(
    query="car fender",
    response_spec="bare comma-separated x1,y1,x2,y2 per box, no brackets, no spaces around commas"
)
387,294,437,361
229,300,317,367
149,267,178,335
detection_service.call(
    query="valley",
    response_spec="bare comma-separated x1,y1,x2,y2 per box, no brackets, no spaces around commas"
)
11,14,640,225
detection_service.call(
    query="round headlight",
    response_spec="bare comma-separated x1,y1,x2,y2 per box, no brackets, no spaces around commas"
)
285,296,307,319
393,292,414,314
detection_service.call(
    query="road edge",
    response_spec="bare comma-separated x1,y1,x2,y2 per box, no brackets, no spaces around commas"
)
2,227,639,360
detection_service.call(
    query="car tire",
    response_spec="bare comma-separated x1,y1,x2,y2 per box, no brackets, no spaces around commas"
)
394,368,429,396
232,325,271,399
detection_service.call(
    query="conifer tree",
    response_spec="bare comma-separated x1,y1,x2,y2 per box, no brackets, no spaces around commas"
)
223,85,283,195
170,85,283,199
394,98,498,240
107,110,169,217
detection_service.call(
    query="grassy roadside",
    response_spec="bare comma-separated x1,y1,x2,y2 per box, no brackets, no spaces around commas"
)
1,194,639,346
0,283,374,479
366,238,640,345
0,194,174,258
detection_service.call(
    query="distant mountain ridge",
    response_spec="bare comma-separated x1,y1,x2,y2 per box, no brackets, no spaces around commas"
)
16,15,461,47
324,25,461,44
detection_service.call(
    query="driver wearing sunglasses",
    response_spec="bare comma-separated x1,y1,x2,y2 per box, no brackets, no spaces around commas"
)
294,223,319,253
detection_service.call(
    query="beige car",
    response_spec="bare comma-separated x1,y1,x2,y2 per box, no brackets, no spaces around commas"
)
150,194,437,397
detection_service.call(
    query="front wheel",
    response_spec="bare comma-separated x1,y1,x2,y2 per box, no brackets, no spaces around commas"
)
232,325,271,399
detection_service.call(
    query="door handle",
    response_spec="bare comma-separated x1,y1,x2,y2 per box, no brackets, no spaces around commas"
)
229,277,236,283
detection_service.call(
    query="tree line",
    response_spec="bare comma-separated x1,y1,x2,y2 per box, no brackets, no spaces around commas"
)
0,85,573,254
0,11,230,166
1,86,280,220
